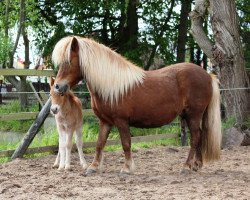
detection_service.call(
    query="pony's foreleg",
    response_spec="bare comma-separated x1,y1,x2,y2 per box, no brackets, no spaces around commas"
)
86,121,112,175
117,122,135,175
75,127,87,169
65,132,73,170
58,131,66,171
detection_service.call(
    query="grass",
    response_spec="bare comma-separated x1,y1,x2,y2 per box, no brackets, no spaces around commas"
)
222,117,236,130
0,100,40,133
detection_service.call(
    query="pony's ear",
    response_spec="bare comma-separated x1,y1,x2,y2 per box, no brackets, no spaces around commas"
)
50,77,55,87
71,37,79,53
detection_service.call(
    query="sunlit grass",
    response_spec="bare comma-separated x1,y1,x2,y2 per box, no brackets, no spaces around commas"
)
0,120,180,163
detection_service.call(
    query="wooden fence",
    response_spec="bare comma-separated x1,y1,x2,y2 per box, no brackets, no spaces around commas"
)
0,133,177,158
0,69,55,121
0,109,95,121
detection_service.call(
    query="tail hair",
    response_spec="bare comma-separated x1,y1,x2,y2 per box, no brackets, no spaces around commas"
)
201,74,222,162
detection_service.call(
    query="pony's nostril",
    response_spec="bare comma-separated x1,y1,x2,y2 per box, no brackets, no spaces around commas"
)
55,84,59,90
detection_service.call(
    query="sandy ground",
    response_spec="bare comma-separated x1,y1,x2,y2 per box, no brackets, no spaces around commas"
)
0,145,249,200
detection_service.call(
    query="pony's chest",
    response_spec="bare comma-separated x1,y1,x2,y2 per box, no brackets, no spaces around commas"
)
55,114,75,130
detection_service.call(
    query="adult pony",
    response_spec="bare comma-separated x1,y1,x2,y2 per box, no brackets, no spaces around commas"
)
52,36,221,175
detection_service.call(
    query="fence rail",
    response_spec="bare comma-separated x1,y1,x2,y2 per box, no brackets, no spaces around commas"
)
0,109,94,121
0,69,55,76
0,133,177,158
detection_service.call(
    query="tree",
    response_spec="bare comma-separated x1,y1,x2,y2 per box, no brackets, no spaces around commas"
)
36,0,180,68
176,0,192,63
0,0,38,110
190,0,250,123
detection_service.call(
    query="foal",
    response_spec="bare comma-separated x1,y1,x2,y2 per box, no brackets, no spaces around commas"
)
50,78,87,171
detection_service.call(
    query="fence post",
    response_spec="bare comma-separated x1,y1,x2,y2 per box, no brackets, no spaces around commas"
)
11,98,51,159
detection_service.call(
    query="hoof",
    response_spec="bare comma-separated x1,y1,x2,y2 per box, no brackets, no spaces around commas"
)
52,164,58,169
190,161,202,172
85,169,97,176
82,164,88,170
58,167,64,171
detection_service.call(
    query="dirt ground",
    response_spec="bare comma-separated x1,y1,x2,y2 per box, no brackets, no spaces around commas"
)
0,145,249,200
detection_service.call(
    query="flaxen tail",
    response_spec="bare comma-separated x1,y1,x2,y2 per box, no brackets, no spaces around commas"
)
201,75,222,162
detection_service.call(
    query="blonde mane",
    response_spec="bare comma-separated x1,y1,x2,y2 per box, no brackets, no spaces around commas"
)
52,36,145,105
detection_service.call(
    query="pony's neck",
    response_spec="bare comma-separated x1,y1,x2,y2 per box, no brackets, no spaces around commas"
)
79,38,145,105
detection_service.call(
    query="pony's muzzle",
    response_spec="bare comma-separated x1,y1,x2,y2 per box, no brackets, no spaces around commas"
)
50,105,59,115
54,82,69,95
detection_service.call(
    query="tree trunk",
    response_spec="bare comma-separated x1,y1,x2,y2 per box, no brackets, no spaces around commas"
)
19,76,29,109
116,0,139,53
101,1,110,44
19,0,29,110
176,0,192,63
124,0,138,49
190,0,250,123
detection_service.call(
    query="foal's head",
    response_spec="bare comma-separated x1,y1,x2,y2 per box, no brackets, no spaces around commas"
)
53,37,83,96
50,78,69,115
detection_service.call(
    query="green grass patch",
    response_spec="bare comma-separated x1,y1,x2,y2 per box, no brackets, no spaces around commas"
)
0,100,40,132
222,117,236,130
0,157,10,164
0,120,180,163
0,100,39,113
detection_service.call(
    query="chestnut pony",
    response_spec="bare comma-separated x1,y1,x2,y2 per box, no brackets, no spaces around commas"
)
50,78,87,171
52,36,221,175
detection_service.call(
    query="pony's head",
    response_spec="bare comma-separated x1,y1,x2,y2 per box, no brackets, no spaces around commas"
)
52,35,145,105
49,77,69,115
52,37,83,95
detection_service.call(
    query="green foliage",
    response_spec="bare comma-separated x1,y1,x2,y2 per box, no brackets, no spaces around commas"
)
0,32,12,65
243,117,250,128
236,0,250,68
139,0,178,65
222,117,237,130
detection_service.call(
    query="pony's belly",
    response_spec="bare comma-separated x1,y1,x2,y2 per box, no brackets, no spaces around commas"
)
129,117,175,128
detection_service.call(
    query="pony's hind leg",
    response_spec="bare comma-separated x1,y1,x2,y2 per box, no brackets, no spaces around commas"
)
75,127,87,169
116,121,135,175
86,121,112,175
183,116,203,172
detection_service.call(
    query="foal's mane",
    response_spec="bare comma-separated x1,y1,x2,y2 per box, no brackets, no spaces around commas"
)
52,36,145,104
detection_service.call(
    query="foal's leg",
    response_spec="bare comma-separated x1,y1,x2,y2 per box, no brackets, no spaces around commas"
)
75,127,87,169
116,121,135,175
86,121,112,175
183,117,203,171
53,151,60,168
58,130,67,170
65,132,73,170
